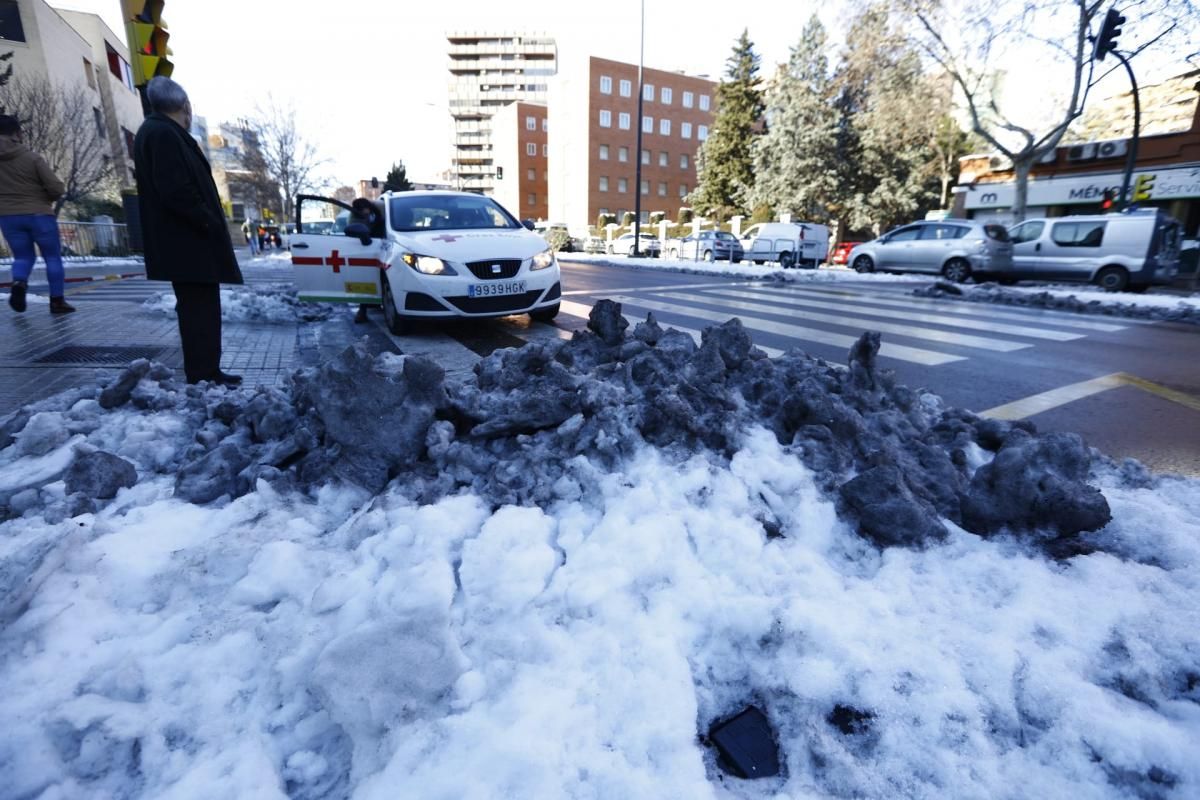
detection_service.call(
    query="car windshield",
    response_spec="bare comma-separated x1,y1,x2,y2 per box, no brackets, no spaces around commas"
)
714,231,737,241
389,194,519,232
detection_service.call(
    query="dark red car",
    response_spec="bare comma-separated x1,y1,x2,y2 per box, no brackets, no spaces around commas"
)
831,241,863,266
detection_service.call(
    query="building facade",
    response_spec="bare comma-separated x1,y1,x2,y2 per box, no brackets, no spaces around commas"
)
548,54,717,230
1,1,143,189
490,101,547,221
953,70,1200,240
447,32,556,195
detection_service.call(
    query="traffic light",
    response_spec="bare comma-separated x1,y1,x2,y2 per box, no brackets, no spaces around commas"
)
1092,7,1125,62
1101,188,1116,210
496,166,504,180
121,0,173,86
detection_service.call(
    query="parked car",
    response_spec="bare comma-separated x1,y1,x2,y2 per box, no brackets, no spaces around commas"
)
290,190,561,334
608,232,661,257
1005,209,1181,291
668,230,744,262
584,235,607,254
831,240,864,266
739,222,829,268
533,221,584,252
848,220,1012,281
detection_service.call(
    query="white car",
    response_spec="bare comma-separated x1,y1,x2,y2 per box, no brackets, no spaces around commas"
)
608,232,661,257
290,191,561,334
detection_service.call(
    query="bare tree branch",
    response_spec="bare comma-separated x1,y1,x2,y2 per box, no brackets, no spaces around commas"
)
244,98,327,221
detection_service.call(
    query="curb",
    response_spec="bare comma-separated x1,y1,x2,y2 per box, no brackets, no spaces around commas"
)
2,272,145,289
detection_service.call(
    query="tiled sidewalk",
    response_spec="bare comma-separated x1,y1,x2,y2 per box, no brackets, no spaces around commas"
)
0,256,397,417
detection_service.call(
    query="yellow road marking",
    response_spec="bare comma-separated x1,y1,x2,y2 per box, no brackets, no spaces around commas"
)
982,372,1200,420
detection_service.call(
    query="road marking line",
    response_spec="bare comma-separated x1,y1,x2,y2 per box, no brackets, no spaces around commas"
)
560,299,785,358
695,287,1084,341
608,295,963,365
981,372,1200,419
561,280,748,296
651,291,1028,352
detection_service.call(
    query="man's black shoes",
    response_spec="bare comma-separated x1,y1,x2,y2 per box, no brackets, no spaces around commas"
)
188,371,244,387
8,280,26,312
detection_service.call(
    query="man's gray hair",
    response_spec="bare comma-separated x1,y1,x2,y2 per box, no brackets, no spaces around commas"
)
146,76,189,114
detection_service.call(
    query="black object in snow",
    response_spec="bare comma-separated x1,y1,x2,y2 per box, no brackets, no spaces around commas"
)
708,705,781,779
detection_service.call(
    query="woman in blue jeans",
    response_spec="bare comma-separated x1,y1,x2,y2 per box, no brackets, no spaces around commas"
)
0,114,74,314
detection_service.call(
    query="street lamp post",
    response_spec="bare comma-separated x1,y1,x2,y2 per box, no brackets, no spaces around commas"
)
632,0,645,257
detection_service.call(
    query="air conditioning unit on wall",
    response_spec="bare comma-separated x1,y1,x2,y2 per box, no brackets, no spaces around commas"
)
1066,143,1097,161
1095,139,1128,159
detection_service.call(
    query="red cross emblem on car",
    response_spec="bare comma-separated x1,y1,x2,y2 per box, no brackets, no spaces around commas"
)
432,234,458,243
325,249,346,273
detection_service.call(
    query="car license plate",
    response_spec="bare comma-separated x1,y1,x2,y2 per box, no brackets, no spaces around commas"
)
468,280,526,298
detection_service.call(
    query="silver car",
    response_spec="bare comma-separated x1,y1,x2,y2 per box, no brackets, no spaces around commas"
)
668,230,745,263
848,220,1013,282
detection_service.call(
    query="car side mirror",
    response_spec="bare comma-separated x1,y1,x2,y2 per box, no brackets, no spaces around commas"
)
521,219,535,230
344,222,372,245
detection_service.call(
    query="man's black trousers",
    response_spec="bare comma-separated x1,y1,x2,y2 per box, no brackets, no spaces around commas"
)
171,282,222,383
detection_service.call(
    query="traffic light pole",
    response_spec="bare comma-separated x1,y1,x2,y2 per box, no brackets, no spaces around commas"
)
1112,49,1141,212
632,0,645,258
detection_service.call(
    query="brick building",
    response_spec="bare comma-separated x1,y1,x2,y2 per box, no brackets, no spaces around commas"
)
548,54,717,230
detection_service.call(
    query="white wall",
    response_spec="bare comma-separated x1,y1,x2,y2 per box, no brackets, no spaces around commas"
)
547,50,590,231
489,100,521,217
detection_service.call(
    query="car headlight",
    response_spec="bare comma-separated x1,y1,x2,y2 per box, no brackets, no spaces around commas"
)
402,253,457,275
531,248,555,270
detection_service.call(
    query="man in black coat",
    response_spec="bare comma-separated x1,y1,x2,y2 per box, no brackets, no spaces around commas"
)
133,76,244,386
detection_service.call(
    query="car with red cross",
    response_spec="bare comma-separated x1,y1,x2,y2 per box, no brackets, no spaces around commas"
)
290,191,562,334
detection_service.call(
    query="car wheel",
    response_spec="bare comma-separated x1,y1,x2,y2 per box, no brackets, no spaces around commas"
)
703,250,714,262
779,251,794,269
669,249,678,258
381,276,407,335
530,302,560,322
942,258,972,283
852,255,874,274
754,259,764,265
1095,265,1129,292
606,244,614,255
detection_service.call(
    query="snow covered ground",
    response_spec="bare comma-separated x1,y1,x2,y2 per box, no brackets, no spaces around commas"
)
563,253,928,284
916,282,1200,324
142,284,333,324
1,307,1198,799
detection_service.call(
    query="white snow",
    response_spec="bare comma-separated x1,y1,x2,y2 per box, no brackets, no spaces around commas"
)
970,281,1200,311
142,285,329,323
563,253,929,283
2,393,1199,799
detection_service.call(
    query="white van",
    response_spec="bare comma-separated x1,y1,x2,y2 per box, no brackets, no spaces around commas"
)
1005,208,1181,291
740,222,830,268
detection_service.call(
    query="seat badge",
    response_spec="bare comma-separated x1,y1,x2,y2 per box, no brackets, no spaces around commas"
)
491,264,501,274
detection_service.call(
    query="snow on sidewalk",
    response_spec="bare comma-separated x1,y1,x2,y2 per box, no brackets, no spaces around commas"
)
563,252,928,283
916,281,1200,324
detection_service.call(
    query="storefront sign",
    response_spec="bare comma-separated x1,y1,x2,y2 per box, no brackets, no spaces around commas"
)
963,165,1200,209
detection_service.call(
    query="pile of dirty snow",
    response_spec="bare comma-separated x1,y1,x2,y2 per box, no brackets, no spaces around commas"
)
1,299,1198,799
142,283,333,323
916,281,1200,325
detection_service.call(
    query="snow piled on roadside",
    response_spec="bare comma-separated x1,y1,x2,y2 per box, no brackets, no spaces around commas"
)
142,284,333,323
1,312,1199,798
916,281,1200,325
563,253,927,283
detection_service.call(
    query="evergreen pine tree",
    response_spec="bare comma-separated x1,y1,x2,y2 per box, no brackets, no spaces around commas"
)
383,161,413,192
690,30,763,220
750,15,838,222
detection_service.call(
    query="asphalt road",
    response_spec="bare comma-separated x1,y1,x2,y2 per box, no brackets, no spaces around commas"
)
417,259,1200,476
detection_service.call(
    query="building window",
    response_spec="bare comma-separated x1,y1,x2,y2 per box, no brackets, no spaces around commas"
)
682,91,694,108
618,112,630,130
599,144,609,160
618,146,629,163
698,125,708,141
599,109,612,128
600,75,612,94
618,178,628,193
642,116,653,134
93,107,106,138
526,142,537,155
699,94,711,111
640,180,649,195
0,1,26,42
641,149,650,165
528,193,536,205
643,83,654,101
619,79,632,97
661,87,672,104
681,122,692,139
527,168,536,180
542,144,548,156
659,119,670,136
680,153,689,169
657,182,667,197
679,184,689,198
526,116,536,130
542,118,548,132
658,151,668,167
599,176,609,192
83,59,97,89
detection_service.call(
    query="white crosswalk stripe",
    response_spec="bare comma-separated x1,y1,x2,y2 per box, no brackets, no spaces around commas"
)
651,291,1030,352
607,294,963,365
692,287,1085,341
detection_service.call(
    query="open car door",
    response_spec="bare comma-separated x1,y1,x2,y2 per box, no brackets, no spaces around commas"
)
290,195,386,305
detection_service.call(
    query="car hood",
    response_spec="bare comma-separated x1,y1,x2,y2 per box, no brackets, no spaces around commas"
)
390,229,549,262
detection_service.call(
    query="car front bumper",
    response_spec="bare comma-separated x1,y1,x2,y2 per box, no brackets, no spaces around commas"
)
390,261,562,318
